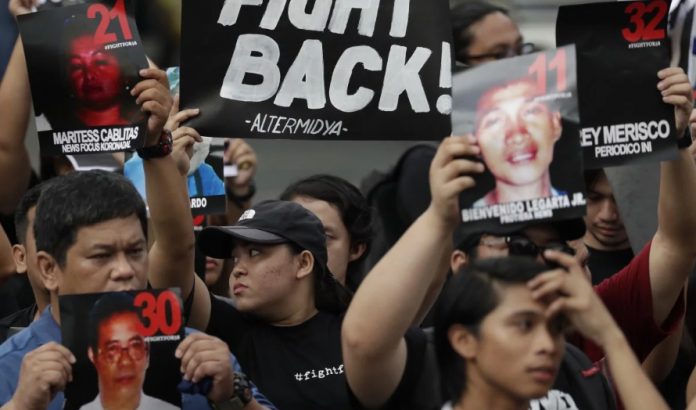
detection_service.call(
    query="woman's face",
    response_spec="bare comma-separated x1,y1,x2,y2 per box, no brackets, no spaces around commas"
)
229,242,304,315
453,284,564,403
475,81,562,187
204,256,225,287
69,34,123,109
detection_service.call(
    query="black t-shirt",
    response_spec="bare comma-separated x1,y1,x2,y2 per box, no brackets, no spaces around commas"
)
0,304,37,343
587,245,634,286
206,292,435,409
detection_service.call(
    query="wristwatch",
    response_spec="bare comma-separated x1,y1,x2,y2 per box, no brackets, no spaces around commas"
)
211,372,253,410
678,129,693,150
137,129,173,159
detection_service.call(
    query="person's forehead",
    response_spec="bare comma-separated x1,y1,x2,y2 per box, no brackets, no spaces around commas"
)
469,11,521,51
486,283,547,319
100,312,140,332
70,35,101,52
589,173,613,195
522,225,561,245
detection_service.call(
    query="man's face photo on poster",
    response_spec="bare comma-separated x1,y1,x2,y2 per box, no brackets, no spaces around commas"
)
452,45,586,226
84,296,149,409
474,78,563,206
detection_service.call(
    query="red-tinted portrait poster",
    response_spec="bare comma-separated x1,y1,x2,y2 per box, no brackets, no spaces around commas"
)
18,0,148,156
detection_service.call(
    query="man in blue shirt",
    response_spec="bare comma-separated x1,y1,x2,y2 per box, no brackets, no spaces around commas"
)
0,69,273,410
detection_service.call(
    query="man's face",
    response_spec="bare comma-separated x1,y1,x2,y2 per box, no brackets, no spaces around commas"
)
45,215,148,295
584,173,629,250
69,34,123,109
464,11,523,66
463,284,564,402
90,312,148,402
476,81,562,188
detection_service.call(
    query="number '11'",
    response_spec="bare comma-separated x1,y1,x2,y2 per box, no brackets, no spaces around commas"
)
528,49,567,95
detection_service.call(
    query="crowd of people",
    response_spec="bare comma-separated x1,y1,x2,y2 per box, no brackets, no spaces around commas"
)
2,0,696,409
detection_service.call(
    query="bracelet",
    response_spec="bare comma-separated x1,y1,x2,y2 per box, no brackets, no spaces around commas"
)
226,181,256,207
678,129,693,150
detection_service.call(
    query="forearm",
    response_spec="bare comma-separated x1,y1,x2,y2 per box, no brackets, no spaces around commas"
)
144,155,195,287
657,149,696,253
602,329,669,410
0,38,32,213
343,206,452,356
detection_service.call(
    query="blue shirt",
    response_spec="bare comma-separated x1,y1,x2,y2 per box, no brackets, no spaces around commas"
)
0,308,276,409
124,155,225,199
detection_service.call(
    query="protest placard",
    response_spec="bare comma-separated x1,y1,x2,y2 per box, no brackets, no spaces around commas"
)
452,46,586,227
557,0,677,168
180,0,452,140
60,289,184,409
123,67,226,216
18,0,148,156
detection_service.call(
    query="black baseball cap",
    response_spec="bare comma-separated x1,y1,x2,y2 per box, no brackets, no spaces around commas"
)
198,200,352,313
454,217,587,251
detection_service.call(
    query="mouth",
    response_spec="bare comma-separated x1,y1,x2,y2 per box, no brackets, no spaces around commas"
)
115,374,137,385
205,259,219,269
506,146,537,164
232,283,248,295
527,366,556,383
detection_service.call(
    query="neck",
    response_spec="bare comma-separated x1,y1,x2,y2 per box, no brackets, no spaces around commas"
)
455,371,529,410
33,289,50,321
583,232,631,251
100,391,141,410
267,302,318,327
49,292,61,325
76,105,125,126
491,175,552,204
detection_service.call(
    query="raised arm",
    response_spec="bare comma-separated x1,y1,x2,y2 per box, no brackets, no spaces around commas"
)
649,67,696,324
0,8,33,213
341,136,483,408
145,95,212,330
530,250,669,410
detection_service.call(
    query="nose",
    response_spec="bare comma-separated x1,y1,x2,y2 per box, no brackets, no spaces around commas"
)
598,198,619,222
231,258,248,279
504,113,529,145
111,252,136,282
535,327,559,356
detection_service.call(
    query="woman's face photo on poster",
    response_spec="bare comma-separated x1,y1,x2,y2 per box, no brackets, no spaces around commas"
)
17,0,149,156
451,45,586,227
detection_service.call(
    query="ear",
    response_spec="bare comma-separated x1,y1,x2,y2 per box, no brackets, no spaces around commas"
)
450,250,468,274
348,242,367,263
12,244,27,274
552,111,562,141
448,324,478,360
36,251,60,292
88,346,95,365
295,250,315,280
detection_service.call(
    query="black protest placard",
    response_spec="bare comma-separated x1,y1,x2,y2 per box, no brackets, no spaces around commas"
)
60,289,184,409
451,46,586,227
18,0,148,156
557,0,677,168
180,0,452,141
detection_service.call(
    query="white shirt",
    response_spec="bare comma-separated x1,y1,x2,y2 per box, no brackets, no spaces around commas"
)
79,392,180,409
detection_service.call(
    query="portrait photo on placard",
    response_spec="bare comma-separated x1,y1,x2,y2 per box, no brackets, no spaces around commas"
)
451,45,586,228
60,289,184,409
17,0,148,156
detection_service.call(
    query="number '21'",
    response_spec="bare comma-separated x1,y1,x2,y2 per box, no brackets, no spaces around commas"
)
87,0,133,45
528,49,567,95
621,0,667,43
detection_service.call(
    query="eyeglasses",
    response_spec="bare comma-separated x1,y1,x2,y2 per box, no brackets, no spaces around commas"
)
100,339,147,363
505,235,576,264
462,42,536,64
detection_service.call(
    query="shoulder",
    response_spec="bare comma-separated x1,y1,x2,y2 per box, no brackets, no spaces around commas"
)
141,393,179,409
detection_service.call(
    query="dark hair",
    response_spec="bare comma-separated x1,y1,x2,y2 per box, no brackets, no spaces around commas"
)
286,242,353,314
451,0,509,64
88,292,141,351
280,174,373,291
584,169,605,192
434,256,549,403
14,182,51,244
34,170,147,267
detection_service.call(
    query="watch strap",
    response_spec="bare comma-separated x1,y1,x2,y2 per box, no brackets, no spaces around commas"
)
137,129,173,159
